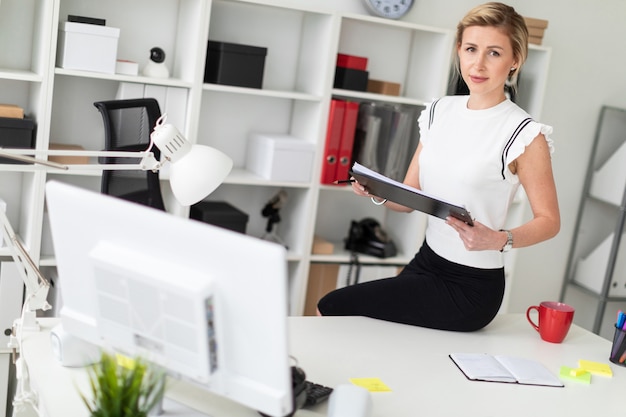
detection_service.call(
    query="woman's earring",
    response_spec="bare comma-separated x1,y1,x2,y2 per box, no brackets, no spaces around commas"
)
510,67,516,71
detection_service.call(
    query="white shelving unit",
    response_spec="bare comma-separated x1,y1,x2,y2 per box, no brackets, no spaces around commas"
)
561,105,626,338
0,0,551,321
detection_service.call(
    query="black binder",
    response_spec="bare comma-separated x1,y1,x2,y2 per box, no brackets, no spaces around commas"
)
349,162,474,226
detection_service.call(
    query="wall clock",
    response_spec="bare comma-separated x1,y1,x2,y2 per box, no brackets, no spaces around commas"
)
363,0,414,19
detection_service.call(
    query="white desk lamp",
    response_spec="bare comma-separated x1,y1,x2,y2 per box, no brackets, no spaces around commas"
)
0,115,232,341
0,115,233,206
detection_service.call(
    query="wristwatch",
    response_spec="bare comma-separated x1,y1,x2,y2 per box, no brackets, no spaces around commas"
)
500,229,513,252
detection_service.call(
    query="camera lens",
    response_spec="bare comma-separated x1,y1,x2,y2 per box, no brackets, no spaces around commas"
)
149,47,166,63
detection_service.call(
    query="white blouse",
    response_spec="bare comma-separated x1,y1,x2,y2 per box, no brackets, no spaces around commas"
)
417,96,554,268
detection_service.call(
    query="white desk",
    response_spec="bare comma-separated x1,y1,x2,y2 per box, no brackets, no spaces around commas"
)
19,315,624,417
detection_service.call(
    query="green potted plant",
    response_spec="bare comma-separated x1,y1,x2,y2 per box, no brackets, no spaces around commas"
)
80,351,166,417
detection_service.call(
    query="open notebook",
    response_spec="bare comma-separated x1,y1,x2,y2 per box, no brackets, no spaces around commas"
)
449,353,564,387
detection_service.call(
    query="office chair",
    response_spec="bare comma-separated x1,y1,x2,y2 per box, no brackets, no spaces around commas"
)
93,98,166,210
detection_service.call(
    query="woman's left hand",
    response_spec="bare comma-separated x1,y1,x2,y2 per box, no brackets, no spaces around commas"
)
445,216,505,251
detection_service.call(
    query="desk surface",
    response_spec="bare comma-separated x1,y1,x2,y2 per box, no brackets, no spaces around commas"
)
21,315,624,417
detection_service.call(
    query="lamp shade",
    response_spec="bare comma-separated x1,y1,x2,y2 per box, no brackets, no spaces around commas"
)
151,122,233,206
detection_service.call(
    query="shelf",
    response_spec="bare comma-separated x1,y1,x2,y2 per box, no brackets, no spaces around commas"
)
589,139,626,206
54,68,193,89
224,168,313,189
331,89,429,106
0,69,43,83
203,83,323,102
561,105,626,335
573,232,613,295
311,249,411,266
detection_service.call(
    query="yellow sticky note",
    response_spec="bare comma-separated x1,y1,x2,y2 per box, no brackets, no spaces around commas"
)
559,366,591,384
578,360,613,377
349,378,392,392
115,353,136,369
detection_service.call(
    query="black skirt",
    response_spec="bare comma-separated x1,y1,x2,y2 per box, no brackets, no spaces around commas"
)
317,241,505,332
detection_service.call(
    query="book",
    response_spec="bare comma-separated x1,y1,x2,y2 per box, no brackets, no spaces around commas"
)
335,101,359,182
320,99,346,184
349,162,474,226
449,353,564,387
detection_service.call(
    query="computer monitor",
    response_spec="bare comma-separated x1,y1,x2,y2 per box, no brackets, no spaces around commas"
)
45,181,293,417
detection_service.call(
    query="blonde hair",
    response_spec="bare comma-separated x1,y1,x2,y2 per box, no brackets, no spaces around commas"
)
454,2,529,89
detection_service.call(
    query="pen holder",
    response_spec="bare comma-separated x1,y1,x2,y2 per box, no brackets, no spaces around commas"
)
609,325,626,366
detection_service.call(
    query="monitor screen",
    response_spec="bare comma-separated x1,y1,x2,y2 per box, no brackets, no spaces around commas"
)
45,181,293,417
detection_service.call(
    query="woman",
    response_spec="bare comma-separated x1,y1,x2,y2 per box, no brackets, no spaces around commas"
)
317,2,560,331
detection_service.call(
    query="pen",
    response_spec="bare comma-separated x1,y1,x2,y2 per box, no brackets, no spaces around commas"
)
611,312,626,359
333,179,355,185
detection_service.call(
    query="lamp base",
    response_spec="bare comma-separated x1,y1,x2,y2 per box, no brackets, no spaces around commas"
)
49,323,100,367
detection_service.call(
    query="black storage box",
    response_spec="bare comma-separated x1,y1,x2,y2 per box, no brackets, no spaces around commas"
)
334,67,369,91
0,117,35,164
190,201,249,234
204,41,267,88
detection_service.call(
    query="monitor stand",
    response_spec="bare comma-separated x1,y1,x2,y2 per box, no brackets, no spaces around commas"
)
153,397,213,417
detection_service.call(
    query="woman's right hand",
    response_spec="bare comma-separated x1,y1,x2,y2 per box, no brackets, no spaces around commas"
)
350,178,370,197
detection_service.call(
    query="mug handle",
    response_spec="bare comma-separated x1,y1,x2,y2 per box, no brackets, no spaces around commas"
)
526,306,540,332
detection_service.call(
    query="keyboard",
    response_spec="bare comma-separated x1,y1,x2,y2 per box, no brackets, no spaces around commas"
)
304,381,333,406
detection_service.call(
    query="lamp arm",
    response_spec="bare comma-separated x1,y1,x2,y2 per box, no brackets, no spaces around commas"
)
0,209,51,312
0,148,161,172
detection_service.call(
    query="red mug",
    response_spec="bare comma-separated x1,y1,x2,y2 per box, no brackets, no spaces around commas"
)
526,301,575,343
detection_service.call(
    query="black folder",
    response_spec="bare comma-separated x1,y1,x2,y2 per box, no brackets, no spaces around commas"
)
349,162,474,226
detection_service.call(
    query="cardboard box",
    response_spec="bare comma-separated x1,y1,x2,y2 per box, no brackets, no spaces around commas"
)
48,143,89,165
524,17,549,29
304,263,340,316
57,21,120,74
312,235,334,255
0,104,24,119
246,133,315,182
204,41,267,88
527,26,546,38
337,53,368,71
524,17,548,45
367,79,401,96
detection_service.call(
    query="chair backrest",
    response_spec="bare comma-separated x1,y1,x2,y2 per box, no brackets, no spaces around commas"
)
93,98,166,211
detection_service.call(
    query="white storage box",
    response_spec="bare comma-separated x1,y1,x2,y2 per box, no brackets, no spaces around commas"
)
246,134,315,182
57,22,120,74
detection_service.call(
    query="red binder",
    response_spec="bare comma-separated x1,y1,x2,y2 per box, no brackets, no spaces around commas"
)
335,101,359,182
320,99,345,184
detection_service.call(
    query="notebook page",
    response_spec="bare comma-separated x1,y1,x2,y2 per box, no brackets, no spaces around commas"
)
450,353,517,383
495,355,564,387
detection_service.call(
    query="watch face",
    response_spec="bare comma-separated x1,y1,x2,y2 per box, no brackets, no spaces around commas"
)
364,0,414,19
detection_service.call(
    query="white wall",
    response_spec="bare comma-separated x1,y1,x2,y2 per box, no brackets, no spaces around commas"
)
276,0,626,320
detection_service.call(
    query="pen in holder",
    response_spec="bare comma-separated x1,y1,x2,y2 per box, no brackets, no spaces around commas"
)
609,324,626,366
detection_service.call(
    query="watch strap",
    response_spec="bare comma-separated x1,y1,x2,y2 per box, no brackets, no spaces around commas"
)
500,229,513,252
